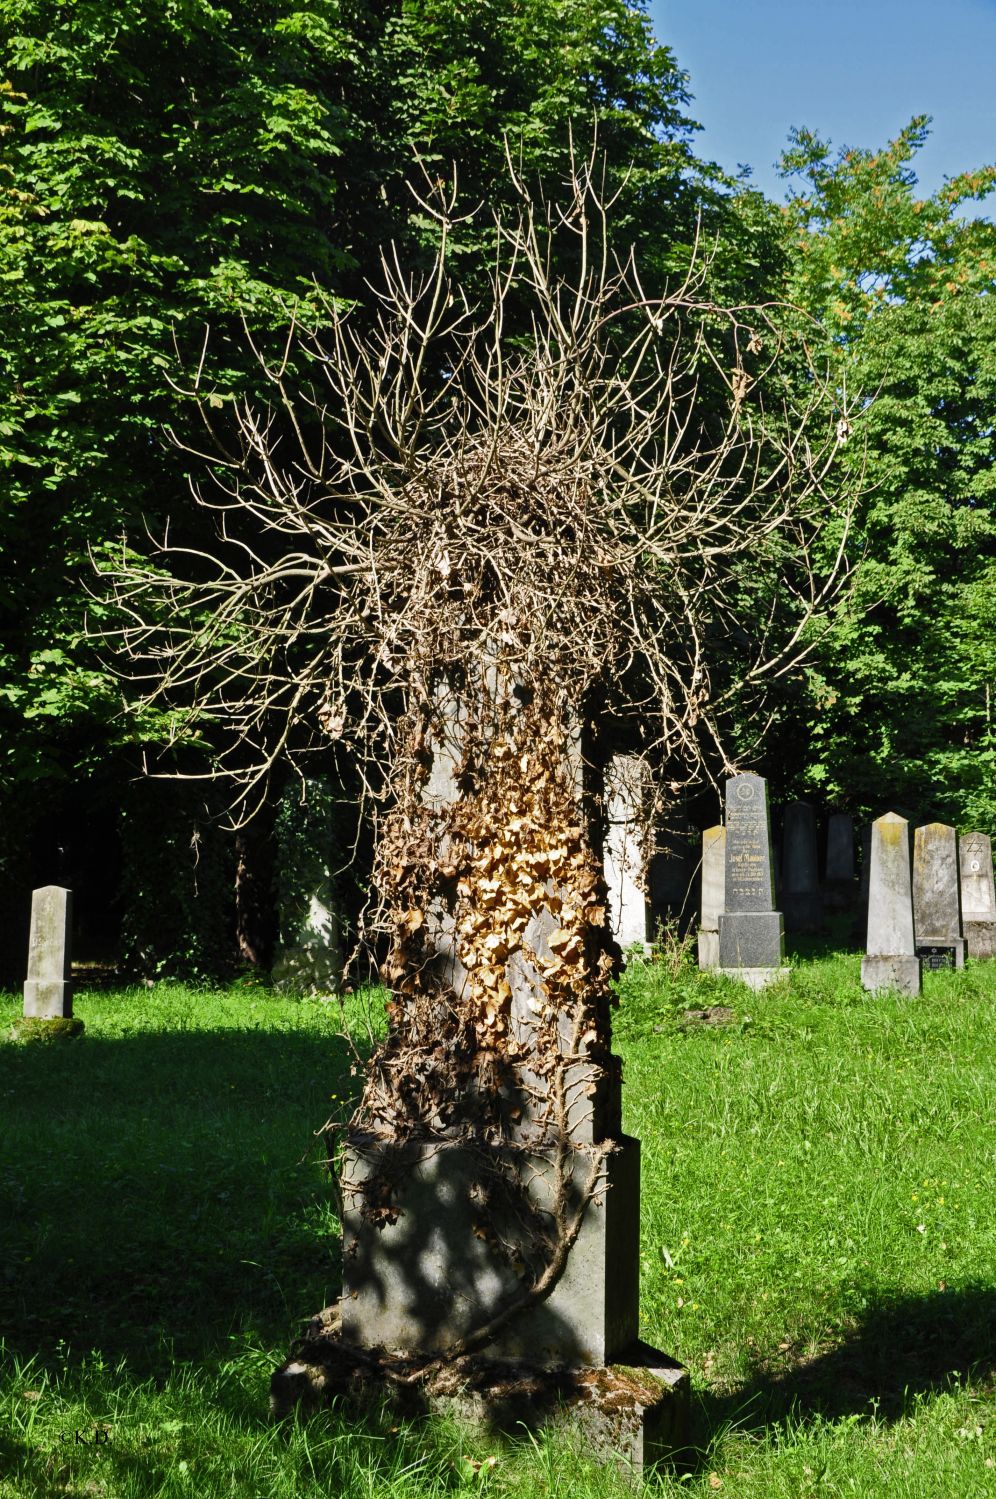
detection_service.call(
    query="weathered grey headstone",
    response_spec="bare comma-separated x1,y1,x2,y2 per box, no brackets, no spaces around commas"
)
912,823,965,969
960,832,996,959
824,812,857,911
22,886,73,1018
271,780,344,995
861,813,921,995
781,800,823,932
718,773,787,989
697,825,725,970
604,754,650,953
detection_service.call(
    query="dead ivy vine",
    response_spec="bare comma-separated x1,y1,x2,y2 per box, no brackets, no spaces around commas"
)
104,140,861,1362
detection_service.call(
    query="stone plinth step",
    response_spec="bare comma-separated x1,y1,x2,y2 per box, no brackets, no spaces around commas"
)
270,1316,689,1478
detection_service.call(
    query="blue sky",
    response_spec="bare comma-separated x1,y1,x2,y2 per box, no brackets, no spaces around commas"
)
649,0,996,207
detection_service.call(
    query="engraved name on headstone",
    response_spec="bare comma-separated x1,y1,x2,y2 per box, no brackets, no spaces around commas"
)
959,831,996,960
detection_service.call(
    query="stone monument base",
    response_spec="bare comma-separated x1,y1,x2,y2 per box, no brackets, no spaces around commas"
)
861,954,922,996
964,920,996,960
270,1312,689,1476
697,928,719,970
10,1015,85,1043
717,965,790,992
718,911,784,972
341,1132,639,1368
22,978,73,1019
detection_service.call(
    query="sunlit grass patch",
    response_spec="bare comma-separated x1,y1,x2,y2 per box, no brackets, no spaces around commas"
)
2,955,996,1496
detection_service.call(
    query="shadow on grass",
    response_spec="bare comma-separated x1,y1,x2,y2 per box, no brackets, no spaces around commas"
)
0,1025,368,1379
695,1284,996,1452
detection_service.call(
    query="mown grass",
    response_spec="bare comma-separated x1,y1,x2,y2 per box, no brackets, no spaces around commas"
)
1,947,995,1497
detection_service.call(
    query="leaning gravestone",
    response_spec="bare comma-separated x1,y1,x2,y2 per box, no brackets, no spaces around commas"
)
861,813,921,995
603,754,650,954
781,800,823,932
912,823,965,969
718,773,788,989
697,825,725,971
960,832,996,959
824,812,857,911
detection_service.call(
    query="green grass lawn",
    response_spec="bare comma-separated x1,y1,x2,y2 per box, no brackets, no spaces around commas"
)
1,950,995,1497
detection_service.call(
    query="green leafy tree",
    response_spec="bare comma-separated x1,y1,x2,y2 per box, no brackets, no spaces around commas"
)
0,0,722,969
770,118,996,826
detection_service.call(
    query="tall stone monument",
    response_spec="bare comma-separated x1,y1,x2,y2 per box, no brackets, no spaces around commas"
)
781,800,823,932
718,773,787,989
861,813,921,995
273,714,689,1470
603,754,650,954
960,832,996,959
697,825,725,971
912,823,965,969
824,812,857,911
22,886,74,1019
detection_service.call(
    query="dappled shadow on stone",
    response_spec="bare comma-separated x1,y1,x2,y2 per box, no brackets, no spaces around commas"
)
695,1284,996,1449
0,1023,366,1377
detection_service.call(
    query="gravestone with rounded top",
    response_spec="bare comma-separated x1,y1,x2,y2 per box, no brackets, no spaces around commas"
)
22,886,73,1018
697,825,725,971
959,832,996,960
824,812,857,911
861,813,921,995
781,800,823,932
912,823,965,969
718,774,787,989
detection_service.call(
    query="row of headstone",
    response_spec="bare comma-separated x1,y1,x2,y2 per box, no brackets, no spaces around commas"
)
695,787,996,993
862,817,996,995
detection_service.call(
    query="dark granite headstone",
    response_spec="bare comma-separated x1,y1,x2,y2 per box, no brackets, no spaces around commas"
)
781,800,823,932
718,773,786,989
824,812,857,911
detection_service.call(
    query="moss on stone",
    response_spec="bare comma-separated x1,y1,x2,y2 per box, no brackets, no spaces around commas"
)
9,1016,85,1044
